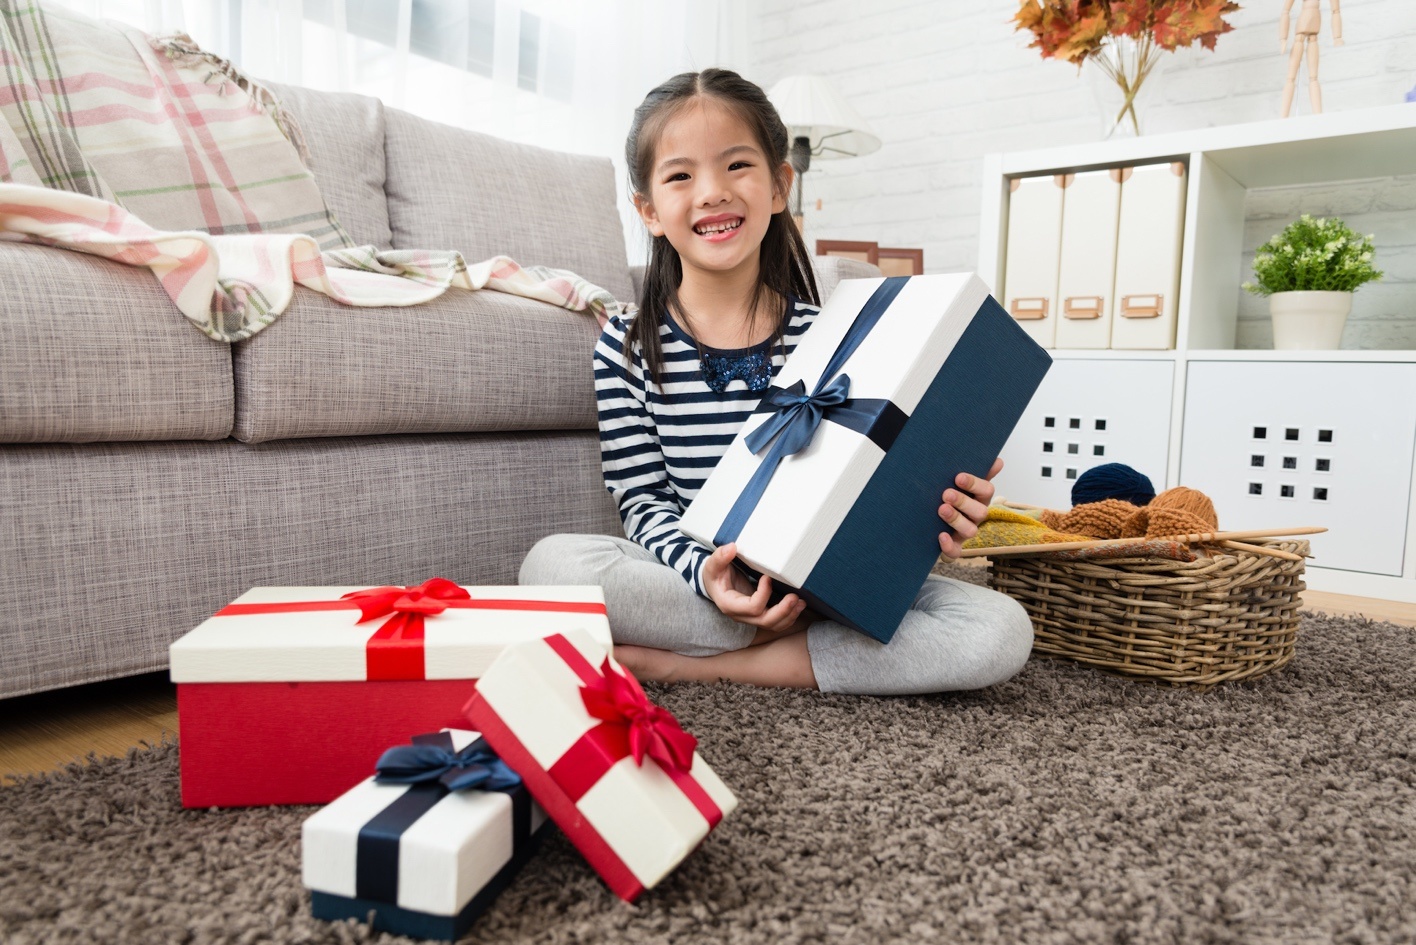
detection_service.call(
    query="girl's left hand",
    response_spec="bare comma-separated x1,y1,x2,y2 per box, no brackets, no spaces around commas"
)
937,457,1003,563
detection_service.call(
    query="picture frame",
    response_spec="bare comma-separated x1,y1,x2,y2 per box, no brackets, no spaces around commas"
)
814,240,879,265
877,247,925,277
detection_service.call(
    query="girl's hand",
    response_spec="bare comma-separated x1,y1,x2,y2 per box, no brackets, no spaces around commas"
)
938,457,1004,563
701,543,807,635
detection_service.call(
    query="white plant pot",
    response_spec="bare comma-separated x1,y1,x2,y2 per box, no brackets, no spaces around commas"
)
1268,290,1353,350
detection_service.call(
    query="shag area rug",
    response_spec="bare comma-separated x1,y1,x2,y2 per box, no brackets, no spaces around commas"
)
3,579,1413,944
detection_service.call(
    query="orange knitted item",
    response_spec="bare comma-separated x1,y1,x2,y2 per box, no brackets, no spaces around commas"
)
1055,499,1140,539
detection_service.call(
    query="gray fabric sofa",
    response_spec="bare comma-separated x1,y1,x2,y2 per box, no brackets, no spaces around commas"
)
0,83,873,700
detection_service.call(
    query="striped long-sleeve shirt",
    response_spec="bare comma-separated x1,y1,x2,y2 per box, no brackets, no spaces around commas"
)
594,299,822,596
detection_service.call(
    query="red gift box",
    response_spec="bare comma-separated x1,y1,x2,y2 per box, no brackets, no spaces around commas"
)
170,579,612,808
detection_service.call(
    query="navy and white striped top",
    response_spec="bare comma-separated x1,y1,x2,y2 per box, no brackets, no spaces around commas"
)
594,299,821,596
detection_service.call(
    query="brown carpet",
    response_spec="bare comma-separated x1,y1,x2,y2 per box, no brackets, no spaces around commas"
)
3,582,1414,944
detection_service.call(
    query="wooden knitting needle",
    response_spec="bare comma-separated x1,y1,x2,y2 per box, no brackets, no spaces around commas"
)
1217,539,1305,561
957,525,1327,558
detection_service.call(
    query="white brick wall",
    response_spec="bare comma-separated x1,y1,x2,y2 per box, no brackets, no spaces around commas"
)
746,0,1416,349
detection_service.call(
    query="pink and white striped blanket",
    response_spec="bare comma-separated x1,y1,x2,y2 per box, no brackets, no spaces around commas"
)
0,1,626,341
0,183,624,340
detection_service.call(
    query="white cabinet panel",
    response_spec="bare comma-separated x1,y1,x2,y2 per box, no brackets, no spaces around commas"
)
1181,361,1416,575
994,359,1174,511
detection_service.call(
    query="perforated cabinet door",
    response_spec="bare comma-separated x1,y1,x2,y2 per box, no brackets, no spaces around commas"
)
993,359,1174,512
1181,361,1416,575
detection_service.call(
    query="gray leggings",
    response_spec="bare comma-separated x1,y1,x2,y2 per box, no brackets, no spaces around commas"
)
519,534,1034,696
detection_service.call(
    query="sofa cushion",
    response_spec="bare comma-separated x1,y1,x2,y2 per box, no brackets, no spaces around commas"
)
0,243,233,443
270,84,393,249
232,287,601,443
383,109,634,303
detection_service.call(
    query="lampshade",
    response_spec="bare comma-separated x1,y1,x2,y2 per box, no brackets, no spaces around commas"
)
767,74,882,160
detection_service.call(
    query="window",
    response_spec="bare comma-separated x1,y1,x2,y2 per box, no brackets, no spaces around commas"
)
1282,456,1297,470
1315,458,1331,472
1068,417,1081,429
1285,427,1300,441
1251,455,1265,467
1313,487,1329,501
1094,418,1107,431
1280,484,1296,498
1041,466,1053,478
517,10,539,92
1318,429,1333,443
1067,443,1079,455
1249,482,1263,495
1253,426,1267,439
1093,444,1105,456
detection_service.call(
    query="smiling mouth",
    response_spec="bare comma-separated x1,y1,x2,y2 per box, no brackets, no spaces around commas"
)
693,217,743,236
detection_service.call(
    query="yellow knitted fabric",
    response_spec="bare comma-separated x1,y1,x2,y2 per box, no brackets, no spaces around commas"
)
962,506,1096,551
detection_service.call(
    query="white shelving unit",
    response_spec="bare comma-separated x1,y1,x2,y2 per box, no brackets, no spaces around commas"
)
978,103,1416,605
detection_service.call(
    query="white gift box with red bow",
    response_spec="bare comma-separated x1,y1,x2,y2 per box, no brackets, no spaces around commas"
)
464,628,738,902
169,579,613,808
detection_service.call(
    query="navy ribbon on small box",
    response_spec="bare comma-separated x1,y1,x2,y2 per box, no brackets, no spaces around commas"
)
714,276,912,546
354,731,531,904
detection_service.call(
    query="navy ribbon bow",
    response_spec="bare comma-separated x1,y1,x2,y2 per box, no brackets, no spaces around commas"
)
714,277,911,546
374,740,521,793
356,732,530,905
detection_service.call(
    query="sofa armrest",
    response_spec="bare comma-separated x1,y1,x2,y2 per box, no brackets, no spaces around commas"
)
0,242,233,443
811,255,883,303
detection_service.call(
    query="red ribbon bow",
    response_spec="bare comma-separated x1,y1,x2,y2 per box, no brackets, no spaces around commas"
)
340,577,471,680
579,659,697,774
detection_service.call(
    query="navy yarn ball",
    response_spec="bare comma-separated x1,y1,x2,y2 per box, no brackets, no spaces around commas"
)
1072,463,1156,507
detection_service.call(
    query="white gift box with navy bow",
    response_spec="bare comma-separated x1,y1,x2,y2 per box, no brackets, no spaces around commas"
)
680,273,1052,643
302,729,548,941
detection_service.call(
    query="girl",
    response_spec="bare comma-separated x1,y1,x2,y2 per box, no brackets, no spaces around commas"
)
520,69,1032,695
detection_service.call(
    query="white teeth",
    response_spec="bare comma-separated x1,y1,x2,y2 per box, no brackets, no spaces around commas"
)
695,218,742,235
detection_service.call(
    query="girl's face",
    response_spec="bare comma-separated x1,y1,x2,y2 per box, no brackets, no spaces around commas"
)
636,97,790,281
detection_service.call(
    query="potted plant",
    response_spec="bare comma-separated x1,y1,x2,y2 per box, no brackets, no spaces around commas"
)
1243,214,1382,349
1012,0,1241,138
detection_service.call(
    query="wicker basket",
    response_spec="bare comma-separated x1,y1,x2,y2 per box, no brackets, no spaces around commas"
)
987,539,1308,689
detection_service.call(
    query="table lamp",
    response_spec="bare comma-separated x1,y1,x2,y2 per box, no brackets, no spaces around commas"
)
767,74,882,220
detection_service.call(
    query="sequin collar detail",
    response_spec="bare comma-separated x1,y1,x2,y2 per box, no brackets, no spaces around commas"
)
702,348,773,393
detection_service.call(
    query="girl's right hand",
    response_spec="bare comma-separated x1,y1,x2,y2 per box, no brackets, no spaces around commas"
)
701,543,808,635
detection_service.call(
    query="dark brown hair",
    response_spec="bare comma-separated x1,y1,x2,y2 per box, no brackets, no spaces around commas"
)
623,68,820,384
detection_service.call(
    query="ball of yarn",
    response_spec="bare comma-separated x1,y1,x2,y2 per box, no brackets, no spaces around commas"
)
1120,486,1219,539
1071,463,1156,507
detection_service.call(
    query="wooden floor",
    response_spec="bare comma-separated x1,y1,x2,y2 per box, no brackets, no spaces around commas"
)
2,590,1412,783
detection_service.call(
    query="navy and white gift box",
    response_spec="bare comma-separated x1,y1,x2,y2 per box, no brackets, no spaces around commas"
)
302,729,547,941
680,273,1052,643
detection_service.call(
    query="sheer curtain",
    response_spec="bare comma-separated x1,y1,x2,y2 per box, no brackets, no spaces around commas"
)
51,0,752,258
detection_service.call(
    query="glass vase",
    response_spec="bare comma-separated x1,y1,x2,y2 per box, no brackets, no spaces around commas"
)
1085,35,1165,138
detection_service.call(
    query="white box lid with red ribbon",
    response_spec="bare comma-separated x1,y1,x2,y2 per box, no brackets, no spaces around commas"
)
170,579,613,682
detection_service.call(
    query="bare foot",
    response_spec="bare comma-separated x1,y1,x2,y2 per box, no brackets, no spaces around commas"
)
613,644,682,683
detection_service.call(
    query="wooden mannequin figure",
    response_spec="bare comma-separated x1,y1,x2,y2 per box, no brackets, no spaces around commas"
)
1281,0,1344,117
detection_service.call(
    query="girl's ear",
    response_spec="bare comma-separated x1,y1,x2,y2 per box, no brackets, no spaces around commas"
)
772,163,795,215
634,192,665,238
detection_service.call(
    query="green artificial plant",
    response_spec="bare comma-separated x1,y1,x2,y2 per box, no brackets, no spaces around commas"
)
1243,214,1383,296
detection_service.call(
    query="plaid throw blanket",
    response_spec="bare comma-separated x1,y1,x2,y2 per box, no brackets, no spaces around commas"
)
0,1,626,340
